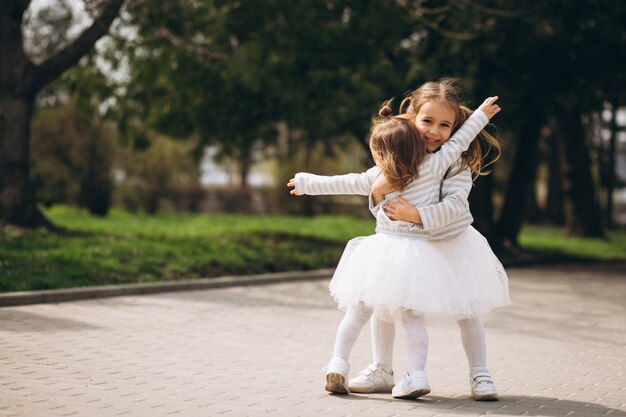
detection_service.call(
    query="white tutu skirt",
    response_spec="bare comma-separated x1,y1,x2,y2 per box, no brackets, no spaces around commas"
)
329,227,510,321
430,226,511,316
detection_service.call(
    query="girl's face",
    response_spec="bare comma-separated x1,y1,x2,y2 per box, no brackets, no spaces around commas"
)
414,101,456,152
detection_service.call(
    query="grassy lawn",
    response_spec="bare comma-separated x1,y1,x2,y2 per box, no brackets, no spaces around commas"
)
518,225,626,261
0,206,375,292
1,206,624,292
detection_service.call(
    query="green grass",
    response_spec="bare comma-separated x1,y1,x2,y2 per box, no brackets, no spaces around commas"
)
518,225,626,260
1,206,624,292
0,206,376,292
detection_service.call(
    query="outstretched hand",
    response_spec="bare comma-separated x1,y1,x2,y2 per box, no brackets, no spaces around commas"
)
478,96,501,119
287,178,298,195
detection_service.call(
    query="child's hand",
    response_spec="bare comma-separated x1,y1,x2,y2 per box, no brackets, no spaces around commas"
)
371,175,398,205
384,196,422,224
478,96,501,119
371,175,398,196
287,178,298,195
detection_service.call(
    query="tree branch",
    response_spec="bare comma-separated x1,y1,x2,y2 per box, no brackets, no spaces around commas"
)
395,0,450,15
399,1,478,41
415,14,478,41
28,0,125,94
454,0,522,18
152,27,230,60
399,0,520,40
414,4,451,15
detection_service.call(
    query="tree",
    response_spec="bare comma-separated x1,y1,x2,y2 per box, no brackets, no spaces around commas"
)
0,0,124,229
411,0,626,245
97,0,416,189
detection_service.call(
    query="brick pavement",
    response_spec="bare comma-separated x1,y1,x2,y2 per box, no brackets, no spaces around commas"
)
0,263,625,417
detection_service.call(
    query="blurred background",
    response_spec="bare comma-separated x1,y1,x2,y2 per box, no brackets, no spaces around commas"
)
1,1,626,290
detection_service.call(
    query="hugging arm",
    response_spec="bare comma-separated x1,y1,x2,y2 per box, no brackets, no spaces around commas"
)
384,160,473,235
417,165,473,230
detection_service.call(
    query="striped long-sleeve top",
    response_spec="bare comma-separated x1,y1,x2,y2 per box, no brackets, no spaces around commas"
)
293,109,488,241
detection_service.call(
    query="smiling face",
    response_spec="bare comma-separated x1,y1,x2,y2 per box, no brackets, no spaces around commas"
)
413,101,457,152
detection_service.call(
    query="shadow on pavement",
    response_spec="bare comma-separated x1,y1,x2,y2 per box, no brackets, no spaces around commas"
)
0,309,100,332
426,395,626,416
329,393,626,416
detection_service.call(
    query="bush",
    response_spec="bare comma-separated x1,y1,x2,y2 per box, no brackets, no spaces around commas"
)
113,132,202,214
269,140,373,217
30,101,114,216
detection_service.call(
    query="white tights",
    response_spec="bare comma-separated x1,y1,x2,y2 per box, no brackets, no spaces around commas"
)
332,305,428,374
370,316,487,371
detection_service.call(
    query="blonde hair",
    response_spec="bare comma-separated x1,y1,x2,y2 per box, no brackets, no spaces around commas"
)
369,104,426,190
400,78,501,180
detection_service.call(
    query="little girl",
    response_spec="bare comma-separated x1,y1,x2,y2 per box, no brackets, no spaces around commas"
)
350,80,509,401
288,96,501,398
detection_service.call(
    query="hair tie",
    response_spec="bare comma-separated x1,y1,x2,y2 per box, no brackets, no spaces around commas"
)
399,97,412,114
379,105,392,118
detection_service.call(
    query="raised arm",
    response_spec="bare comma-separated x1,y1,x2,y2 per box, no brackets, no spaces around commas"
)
288,167,379,196
429,96,500,177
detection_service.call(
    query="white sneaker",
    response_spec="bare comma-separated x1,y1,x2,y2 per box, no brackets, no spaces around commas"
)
391,370,431,399
349,362,395,393
470,368,498,401
325,357,350,394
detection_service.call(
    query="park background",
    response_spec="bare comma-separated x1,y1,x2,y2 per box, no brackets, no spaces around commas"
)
1,0,626,292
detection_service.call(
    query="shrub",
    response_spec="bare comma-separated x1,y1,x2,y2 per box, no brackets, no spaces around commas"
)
30,101,114,216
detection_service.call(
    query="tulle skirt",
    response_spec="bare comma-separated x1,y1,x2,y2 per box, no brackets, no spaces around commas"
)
328,227,510,321
431,226,511,316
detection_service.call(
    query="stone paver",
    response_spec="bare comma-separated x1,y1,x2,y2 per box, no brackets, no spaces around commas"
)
0,263,625,417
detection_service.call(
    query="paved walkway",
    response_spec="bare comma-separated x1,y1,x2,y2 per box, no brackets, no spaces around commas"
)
1,263,625,417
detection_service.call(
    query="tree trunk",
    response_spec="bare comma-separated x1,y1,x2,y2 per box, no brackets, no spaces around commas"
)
0,1,50,228
554,109,604,237
525,178,542,224
0,0,124,229
0,95,50,227
496,113,544,248
238,149,252,189
469,169,495,242
545,133,564,225
605,105,618,229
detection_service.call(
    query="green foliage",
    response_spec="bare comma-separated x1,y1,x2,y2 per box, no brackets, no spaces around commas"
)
414,0,626,128
114,132,202,214
30,98,202,215
30,102,115,216
42,0,626,242
79,0,417,184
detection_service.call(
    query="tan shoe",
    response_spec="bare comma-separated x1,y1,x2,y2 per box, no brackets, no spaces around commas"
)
325,357,350,394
